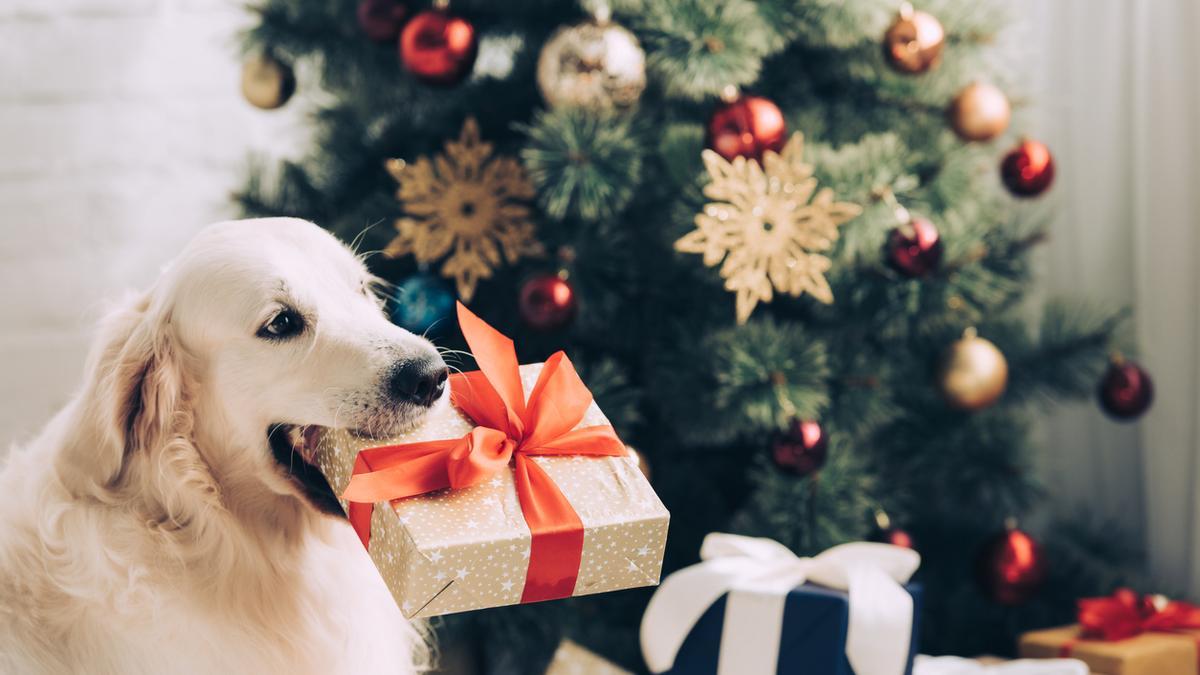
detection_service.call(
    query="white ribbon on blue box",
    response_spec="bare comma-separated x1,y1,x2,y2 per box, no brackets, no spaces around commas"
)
641,533,921,675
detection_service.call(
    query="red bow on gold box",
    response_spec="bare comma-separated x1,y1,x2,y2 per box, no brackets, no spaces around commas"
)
314,303,670,618
1020,589,1200,675
1078,588,1200,642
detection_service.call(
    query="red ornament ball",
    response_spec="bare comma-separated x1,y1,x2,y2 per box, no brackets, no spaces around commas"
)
886,217,943,277
357,0,409,42
975,524,1046,605
399,9,477,85
870,526,915,549
1001,139,1055,197
706,95,787,162
771,420,828,477
519,274,577,331
1098,358,1154,420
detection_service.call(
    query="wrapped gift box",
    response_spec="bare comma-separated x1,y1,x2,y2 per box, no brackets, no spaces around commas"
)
1019,625,1198,675
546,639,632,675
315,361,670,619
661,581,922,675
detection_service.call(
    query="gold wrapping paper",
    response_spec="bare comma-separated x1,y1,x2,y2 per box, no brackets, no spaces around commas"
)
1019,625,1199,675
316,363,670,619
545,640,632,675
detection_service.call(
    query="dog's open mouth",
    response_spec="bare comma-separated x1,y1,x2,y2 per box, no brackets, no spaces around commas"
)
268,424,345,518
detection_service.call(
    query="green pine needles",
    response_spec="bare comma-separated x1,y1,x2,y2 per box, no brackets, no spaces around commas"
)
709,318,830,436
636,0,776,100
519,109,644,222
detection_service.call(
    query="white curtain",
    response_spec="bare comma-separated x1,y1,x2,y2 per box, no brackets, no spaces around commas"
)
1024,0,1200,597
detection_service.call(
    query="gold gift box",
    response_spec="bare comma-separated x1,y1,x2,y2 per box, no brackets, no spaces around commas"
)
545,640,632,675
1020,625,1199,675
316,363,670,619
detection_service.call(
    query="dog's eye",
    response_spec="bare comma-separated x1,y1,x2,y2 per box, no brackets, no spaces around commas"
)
258,309,304,340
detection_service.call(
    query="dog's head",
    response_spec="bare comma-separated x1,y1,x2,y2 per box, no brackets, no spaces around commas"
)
166,218,449,434
62,218,447,521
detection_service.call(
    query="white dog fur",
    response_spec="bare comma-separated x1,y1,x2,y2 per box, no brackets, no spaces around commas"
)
0,218,447,674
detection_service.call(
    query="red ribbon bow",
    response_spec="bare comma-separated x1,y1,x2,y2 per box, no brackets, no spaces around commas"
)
342,302,627,604
1078,588,1200,641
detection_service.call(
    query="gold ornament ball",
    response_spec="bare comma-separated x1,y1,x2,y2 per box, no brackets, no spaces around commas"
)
884,3,945,74
241,53,295,110
948,82,1011,142
627,445,651,481
537,19,646,110
938,328,1008,410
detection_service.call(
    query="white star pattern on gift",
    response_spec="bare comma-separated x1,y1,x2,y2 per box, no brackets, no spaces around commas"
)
317,363,670,619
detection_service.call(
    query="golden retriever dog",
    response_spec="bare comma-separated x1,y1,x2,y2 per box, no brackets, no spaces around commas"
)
0,218,447,674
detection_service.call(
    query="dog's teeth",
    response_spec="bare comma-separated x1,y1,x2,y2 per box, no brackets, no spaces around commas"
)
285,426,305,449
284,426,316,461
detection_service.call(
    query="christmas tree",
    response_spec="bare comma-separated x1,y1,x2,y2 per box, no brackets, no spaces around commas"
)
239,0,1146,670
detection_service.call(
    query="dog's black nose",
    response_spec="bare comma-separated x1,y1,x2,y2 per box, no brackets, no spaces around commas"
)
387,359,449,407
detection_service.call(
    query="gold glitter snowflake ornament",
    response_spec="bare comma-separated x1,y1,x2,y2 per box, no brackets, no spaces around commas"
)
675,133,862,324
385,117,543,301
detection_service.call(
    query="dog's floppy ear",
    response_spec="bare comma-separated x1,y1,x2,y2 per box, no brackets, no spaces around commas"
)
58,290,220,527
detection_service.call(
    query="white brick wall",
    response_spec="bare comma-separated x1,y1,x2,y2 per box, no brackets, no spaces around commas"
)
0,0,306,450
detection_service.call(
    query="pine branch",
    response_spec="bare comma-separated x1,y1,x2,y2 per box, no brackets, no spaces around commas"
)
634,0,774,101
654,317,830,446
518,109,644,222
1006,302,1126,403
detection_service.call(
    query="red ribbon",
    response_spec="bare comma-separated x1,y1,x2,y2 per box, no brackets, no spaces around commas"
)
1059,589,1200,670
342,302,627,604
1077,588,1200,641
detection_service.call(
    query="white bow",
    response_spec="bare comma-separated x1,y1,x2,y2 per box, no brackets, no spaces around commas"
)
641,533,921,675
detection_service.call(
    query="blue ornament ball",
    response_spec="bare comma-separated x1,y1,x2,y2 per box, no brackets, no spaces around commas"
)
388,274,456,335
